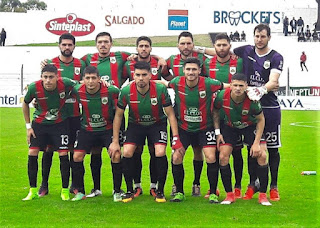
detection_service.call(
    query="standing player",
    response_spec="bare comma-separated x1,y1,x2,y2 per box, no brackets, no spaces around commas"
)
162,57,223,203
201,33,244,199
122,36,163,197
71,66,122,202
213,73,271,206
109,61,184,203
162,31,208,197
22,64,77,201
38,33,86,197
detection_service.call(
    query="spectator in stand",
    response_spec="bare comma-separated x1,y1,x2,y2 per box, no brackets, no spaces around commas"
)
290,17,297,33
297,17,304,35
300,52,308,72
305,26,312,41
0,28,6,46
229,32,234,42
283,17,289,36
298,32,306,42
241,31,246,42
312,30,319,42
233,31,240,41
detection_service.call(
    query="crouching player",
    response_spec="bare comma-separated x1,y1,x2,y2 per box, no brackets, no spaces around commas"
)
213,73,271,206
71,66,122,202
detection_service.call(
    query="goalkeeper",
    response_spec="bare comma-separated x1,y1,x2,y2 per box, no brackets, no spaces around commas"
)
196,24,283,201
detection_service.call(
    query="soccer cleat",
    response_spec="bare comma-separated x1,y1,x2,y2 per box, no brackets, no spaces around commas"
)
150,188,157,197
61,188,70,201
86,189,102,198
208,194,219,204
204,188,220,198
134,187,143,198
221,192,235,205
155,192,166,203
71,192,86,201
38,186,49,197
170,192,186,202
192,184,201,197
113,192,122,202
259,193,272,206
243,186,255,200
270,188,280,201
234,188,242,199
171,184,177,196
122,192,134,203
22,188,39,201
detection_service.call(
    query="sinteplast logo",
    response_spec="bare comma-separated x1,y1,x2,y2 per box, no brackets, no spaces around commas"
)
213,11,281,26
168,10,188,30
46,13,95,36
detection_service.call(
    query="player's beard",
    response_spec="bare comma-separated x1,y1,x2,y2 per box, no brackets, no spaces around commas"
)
61,50,73,57
137,81,147,88
216,50,229,59
138,52,150,60
181,49,192,57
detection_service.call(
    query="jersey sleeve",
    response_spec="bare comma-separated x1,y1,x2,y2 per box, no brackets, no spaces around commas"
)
117,86,129,110
109,85,120,107
233,45,251,58
161,58,172,77
250,101,263,116
271,52,284,73
168,76,178,89
120,51,131,61
160,84,172,107
207,78,223,92
23,83,36,104
213,90,224,109
237,58,243,73
122,61,131,80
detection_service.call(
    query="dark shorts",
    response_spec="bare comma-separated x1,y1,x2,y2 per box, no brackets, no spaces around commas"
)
119,116,125,146
74,128,112,153
220,121,243,148
124,122,167,146
178,127,217,150
30,120,69,152
262,107,281,148
221,124,266,147
67,116,81,146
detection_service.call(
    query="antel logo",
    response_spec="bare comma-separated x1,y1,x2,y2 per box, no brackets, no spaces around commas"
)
45,13,95,36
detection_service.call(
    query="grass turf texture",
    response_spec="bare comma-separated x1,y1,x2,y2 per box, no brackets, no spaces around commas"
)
0,108,319,227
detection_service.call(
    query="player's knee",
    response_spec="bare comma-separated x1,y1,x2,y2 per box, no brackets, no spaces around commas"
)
59,151,68,156
257,151,267,165
73,152,84,162
112,152,121,163
219,153,230,166
28,149,39,156
205,153,216,163
172,152,183,165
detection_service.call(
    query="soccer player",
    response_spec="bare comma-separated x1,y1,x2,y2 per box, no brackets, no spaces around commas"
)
201,33,244,199
22,64,77,201
71,66,122,202
122,36,164,198
213,73,271,206
161,57,223,203
109,61,184,203
38,33,86,197
198,24,283,201
162,31,208,197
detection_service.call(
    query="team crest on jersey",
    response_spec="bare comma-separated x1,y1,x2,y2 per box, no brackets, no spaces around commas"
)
74,67,81,75
199,90,206,98
110,57,116,64
151,98,158,106
101,97,108,104
242,109,249,115
263,60,271,69
151,68,158,75
229,67,236,75
59,92,66,99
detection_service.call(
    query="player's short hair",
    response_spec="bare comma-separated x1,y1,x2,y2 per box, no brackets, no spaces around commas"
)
41,64,58,74
95,32,113,43
136,36,152,46
183,57,201,68
178,31,193,42
231,73,247,82
214,33,230,43
59,33,75,44
134,61,151,72
254,24,271,36
83,66,100,76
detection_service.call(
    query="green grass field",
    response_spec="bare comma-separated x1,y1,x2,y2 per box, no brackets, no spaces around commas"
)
0,108,319,227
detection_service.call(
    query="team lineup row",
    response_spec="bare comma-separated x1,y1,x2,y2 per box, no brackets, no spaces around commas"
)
22,23,283,206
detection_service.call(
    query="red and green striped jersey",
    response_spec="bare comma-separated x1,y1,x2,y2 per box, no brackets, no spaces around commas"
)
24,77,77,125
168,76,222,132
73,83,119,132
123,57,161,81
118,81,171,126
81,51,130,88
214,88,262,129
202,56,243,83
47,57,86,117
162,52,207,78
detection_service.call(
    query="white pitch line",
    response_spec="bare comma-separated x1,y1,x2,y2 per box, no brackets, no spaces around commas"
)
290,121,320,128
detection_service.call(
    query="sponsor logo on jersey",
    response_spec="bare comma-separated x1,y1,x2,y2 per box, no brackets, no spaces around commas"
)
45,109,59,120
209,68,219,71
151,98,158,105
168,10,188,30
199,90,206,98
101,75,110,81
74,67,81,75
263,60,271,69
105,15,145,27
230,67,236,75
242,109,249,115
46,13,95,36
101,97,108,104
110,57,116,64
151,68,158,75
59,92,66,99
173,64,183,68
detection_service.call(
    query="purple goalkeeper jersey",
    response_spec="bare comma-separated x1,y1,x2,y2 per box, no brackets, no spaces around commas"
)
234,45,283,107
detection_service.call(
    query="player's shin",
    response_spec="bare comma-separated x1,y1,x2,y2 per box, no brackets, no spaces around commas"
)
121,157,134,193
59,155,70,188
28,155,39,187
207,162,219,195
111,161,122,193
156,155,168,193
90,153,102,190
172,163,185,194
